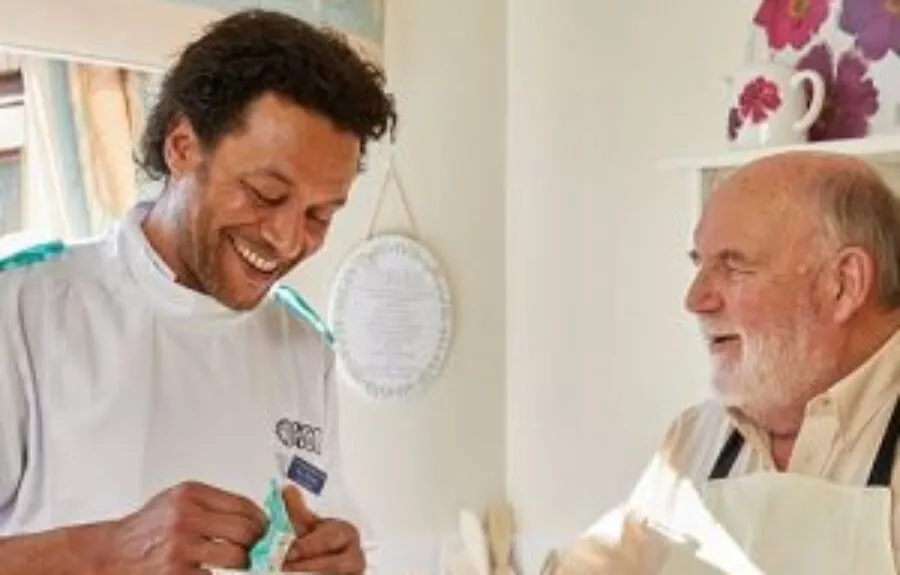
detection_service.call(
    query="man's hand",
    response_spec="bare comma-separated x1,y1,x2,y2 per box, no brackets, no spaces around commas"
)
281,484,366,575
98,481,268,574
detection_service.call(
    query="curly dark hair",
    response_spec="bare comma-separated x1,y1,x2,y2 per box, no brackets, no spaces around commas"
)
139,9,397,180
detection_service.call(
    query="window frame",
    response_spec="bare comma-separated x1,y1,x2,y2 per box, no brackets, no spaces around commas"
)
0,69,24,238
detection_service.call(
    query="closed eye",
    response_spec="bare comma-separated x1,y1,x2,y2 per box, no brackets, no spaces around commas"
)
720,251,754,273
242,181,284,206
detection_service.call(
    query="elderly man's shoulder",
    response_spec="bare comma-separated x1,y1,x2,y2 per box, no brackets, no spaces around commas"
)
653,398,734,481
671,398,729,435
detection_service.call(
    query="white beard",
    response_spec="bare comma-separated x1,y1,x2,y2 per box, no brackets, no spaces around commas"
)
711,308,833,418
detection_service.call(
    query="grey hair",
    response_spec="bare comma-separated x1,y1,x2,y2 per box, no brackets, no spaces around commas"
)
814,168,900,308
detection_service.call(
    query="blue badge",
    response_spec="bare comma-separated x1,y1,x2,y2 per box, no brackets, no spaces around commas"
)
287,455,328,496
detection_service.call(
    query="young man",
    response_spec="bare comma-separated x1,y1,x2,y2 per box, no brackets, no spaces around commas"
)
0,9,396,574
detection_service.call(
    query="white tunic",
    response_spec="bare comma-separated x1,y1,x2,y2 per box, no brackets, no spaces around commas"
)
0,204,355,536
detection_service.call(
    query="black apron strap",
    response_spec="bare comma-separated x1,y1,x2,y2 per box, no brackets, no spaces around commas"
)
866,395,900,487
710,395,900,484
709,428,744,480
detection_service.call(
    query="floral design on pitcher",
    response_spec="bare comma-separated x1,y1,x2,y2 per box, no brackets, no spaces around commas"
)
796,43,880,140
839,0,900,61
739,77,783,124
727,107,743,141
754,0,830,50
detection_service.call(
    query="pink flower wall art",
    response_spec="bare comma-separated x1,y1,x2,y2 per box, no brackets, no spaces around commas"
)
745,0,898,140
754,0,830,50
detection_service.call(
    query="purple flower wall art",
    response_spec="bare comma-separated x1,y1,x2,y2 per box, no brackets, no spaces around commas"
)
796,43,880,140
839,0,900,61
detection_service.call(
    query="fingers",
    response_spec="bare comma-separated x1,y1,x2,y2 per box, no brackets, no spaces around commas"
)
282,483,319,534
168,482,266,552
284,543,366,575
185,512,264,549
189,537,251,569
180,481,268,528
286,520,359,562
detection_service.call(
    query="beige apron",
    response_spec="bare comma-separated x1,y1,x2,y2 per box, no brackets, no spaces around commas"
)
657,397,900,575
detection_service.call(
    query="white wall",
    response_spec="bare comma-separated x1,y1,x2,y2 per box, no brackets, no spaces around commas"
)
0,0,217,71
293,0,507,536
0,0,508,546
506,0,760,560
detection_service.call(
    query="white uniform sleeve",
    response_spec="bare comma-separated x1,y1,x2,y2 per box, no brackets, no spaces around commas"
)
0,276,30,519
555,416,697,575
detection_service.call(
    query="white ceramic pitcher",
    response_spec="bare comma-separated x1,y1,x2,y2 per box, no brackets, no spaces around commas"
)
726,60,826,149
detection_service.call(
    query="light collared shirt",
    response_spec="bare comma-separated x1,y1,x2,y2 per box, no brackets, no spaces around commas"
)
559,329,900,574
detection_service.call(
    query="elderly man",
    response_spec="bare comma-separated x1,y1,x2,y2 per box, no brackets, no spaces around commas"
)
0,9,395,575
559,151,900,574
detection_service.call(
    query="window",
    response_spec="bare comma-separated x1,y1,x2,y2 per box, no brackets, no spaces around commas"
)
0,150,21,233
0,68,23,237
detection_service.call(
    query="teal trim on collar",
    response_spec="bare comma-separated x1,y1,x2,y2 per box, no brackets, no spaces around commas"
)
274,285,334,346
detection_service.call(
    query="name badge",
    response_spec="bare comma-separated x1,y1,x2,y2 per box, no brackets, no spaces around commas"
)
287,455,328,496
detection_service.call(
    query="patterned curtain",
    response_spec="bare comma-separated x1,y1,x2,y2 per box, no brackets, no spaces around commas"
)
18,56,155,241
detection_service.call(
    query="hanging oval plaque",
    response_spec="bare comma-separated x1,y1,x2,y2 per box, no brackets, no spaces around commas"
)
327,234,453,401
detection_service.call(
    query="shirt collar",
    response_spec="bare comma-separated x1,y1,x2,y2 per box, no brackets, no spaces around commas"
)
819,328,900,443
728,328,900,448
115,201,255,321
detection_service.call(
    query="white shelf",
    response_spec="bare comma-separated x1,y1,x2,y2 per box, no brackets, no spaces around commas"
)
660,134,900,171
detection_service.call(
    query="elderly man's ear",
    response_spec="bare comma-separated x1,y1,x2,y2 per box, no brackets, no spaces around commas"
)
830,246,876,323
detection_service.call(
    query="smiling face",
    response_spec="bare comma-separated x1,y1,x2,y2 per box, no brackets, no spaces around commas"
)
148,92,360,310
683,160,843,419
